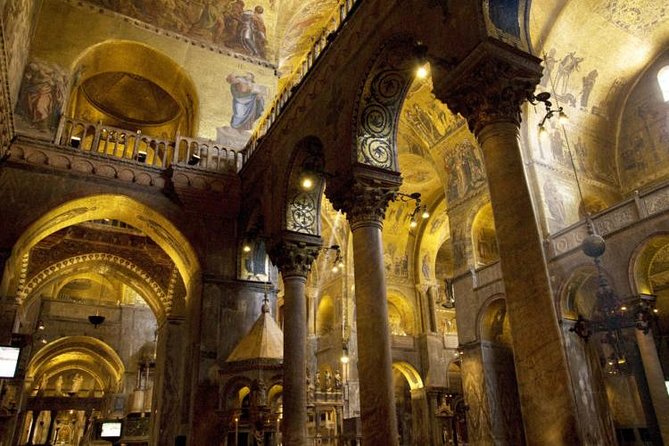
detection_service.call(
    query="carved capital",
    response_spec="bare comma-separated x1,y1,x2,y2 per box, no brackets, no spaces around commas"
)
268,232,322,278
327,166,401,229
433,41,542,137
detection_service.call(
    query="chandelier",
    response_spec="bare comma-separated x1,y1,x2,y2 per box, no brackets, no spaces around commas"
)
570,222,657,374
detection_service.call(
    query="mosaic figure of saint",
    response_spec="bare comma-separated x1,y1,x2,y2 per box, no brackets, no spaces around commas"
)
226,73,265,131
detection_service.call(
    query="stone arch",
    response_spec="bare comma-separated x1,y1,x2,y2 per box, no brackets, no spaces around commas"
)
283,136,326,235
66,39,199,138
26,336,125,394
387,290,417,336
315,294,335,336
353,35,421,171
477,295,511,346
471,203,499,268
558,264,603,321
221,376,254,411
392,361,424,390
2,194,200,307
629,233,669,296
20,253,170,321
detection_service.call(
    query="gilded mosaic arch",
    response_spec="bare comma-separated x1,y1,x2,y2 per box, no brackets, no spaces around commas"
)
18,253,171,320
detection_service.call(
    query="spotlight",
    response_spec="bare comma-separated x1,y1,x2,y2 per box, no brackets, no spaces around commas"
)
136,151,147,163
416,65,428,79
301,175,315,190
410,217,418,229
243,245,251,253
559,110,569,125
70,136,81,149
37,320,45,330
331,265,339,273
421,208,430,219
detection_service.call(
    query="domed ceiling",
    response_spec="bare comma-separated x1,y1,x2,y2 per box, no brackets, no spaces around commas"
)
81,72,181,125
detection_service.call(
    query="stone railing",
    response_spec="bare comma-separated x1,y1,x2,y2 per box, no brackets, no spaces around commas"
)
545,181,669,260
244,0,360,160
55,117,244,173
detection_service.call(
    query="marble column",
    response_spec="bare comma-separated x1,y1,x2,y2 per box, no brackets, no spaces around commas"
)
329,171,400,446
269,235,320,446
636,329,669,443
435,42,590,444
151,317,185,446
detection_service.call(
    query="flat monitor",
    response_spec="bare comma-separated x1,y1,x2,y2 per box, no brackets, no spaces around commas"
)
0,346,20,378
100,421,122,438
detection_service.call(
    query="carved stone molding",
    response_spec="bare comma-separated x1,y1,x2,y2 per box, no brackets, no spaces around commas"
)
433,40,542,136
267,232,321,279
19,253,170,316
327,166,401,229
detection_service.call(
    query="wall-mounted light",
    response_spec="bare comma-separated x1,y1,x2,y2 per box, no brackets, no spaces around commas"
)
321,244,344,273
395,192,430,229
528,92,568,139
340,343,349,364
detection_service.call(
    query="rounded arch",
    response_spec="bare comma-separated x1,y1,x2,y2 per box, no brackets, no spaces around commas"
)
283,136,326,235
558,264,603,321
477,295,512,346
4,195,200,306
26,336,125,393
315,294,335,336
387,290,417,336
392,361,424,390
353,35,419,171
66,39,199,137
21,253,168,321
629,233,669,296
471,203,499,267
221,376,254,411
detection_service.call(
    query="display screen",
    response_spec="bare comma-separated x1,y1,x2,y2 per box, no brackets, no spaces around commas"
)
100,421,122,437
0,346,20,378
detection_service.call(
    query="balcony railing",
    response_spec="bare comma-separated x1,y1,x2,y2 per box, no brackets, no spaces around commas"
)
55,117,245,173
243,0,360,160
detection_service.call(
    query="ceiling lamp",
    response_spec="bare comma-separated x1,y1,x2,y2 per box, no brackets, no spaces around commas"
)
88,313,106,328
569,221,657,374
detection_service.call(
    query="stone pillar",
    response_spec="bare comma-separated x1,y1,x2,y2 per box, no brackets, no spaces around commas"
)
426,286,439,334
460,343,493,444
329,170,400,446
269,234,320,446
480,341,525,445
152,317,185,446
410,388,430,445
636,330,669,443
435,41,590,444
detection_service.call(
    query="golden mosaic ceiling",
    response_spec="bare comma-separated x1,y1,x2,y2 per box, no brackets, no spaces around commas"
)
84,0,340,75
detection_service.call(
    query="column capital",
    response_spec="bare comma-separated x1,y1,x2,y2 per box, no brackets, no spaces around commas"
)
327,166,401,230
433,40,542,137
268,232,322,279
